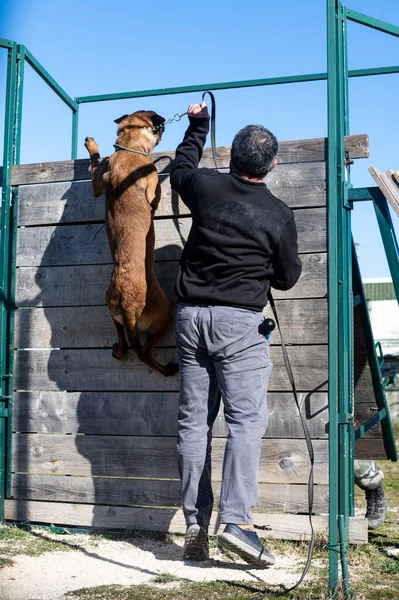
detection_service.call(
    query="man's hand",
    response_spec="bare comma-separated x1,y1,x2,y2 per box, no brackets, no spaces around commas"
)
187,101,209,119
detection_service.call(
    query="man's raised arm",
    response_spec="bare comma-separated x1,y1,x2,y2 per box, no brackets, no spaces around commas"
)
270,216,302,291
170,102,210,198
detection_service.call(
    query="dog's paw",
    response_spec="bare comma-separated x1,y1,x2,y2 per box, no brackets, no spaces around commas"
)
84,136,99,154
112,342,128,360
164,362,179,377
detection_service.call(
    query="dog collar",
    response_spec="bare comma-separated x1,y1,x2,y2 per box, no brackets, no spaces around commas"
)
113,144,149,157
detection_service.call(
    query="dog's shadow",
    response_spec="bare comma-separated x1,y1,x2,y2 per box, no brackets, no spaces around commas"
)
16,154,191,551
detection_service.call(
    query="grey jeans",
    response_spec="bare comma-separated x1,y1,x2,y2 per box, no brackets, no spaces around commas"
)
175,303,272,528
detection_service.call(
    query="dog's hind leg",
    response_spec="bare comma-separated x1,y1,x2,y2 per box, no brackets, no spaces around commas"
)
111,318,129,360
138,333,179,377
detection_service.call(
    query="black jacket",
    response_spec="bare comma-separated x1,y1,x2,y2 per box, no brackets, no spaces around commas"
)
170,117,302,311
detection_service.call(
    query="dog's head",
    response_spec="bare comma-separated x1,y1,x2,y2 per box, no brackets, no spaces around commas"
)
114,110,165,150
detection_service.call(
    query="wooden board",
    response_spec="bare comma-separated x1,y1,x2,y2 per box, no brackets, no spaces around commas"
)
13,346,328,392
12,391,329,439
15,253,328,307
11,434,328,483
3,500,368,543
17,162,329,226
14,299,328,348
16,208,327,267
369,166,399,218
9,134,369,186
10,475,329,514
13,391,378,439
11,433,385,484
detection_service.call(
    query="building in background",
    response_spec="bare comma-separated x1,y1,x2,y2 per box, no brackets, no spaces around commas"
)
363,278,399,357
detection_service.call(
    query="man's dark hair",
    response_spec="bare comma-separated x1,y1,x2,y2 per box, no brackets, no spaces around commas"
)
231,125,278,179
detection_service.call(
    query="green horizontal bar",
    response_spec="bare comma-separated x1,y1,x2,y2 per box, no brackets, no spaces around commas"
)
0,38,14,49
24,49,77,111
345,8,399,38
348,186,378,202
76,65,399,104
75,72,327,104
354,409,386,440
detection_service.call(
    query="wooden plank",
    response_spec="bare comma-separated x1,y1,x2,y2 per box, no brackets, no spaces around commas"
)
15,253,327,307
11,434,328,483
17,163,328,227
12,391,329,439
369,166,399,218
10,475,329,514
13,346,328,392
16,208,326,267
4,500,368,542
14,299,328,348
9,134,369,185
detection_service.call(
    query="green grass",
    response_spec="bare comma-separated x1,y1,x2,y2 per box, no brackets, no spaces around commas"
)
0,524,74,568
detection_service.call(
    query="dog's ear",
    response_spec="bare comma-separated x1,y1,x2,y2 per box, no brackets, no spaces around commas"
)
114,114,128,124
151,114,165,127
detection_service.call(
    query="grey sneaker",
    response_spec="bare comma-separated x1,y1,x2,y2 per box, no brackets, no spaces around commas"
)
365,482,388,529
183,524,209,561
218,524,276,566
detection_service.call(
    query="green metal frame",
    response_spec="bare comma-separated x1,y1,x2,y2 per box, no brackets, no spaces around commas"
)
1,3,399,596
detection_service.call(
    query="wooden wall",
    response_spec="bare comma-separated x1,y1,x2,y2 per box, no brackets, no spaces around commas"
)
4,134,376,541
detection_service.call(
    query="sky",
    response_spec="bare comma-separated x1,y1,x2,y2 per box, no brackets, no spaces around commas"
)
0,0,398,278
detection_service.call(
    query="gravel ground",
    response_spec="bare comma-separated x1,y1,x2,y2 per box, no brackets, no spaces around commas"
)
0,532,301,600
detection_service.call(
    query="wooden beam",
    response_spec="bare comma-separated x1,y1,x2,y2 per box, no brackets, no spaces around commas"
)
13,346,329,392
10,475,329,514
11,434,329,484
369,166,399,217
9,134,369,186
17,162,328,226
15,208,327,267
14,299,328,348
12,391,329,439
4,500,368,543
15,254,327,307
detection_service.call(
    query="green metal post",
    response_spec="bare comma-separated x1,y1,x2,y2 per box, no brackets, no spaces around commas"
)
0,41,24,517
328,1,355,596
0,44,17,522
327,1,341,592
369,188,399,304
71,105,79,160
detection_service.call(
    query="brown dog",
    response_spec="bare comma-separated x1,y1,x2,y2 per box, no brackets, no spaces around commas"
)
84,110,178,377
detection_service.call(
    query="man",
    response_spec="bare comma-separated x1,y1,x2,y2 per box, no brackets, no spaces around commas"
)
354,460,388,529
170,101,302,566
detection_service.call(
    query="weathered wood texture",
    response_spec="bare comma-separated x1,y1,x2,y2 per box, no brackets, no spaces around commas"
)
10,475,329,514
11,433,383,483
9,134,368,186
15,253,328,307
12,391,329,438
3,500,368,542
13,391,378,440
11,434,328,483
13,346,328,392
16,208,327,267
369,165,399,218
14,299,328,348
17,163,327,226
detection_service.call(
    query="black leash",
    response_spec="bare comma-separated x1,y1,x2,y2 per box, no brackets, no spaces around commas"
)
262,291,316,594
201,90,218,170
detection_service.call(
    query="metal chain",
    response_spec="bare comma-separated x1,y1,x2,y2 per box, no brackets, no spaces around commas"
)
144,111,187,132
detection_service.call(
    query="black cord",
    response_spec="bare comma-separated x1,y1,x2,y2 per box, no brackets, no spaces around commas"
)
259,291,316,595
201,91,218,170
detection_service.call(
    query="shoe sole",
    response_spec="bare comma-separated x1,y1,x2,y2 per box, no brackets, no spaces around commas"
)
183,529,209,561
218,532,275,566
